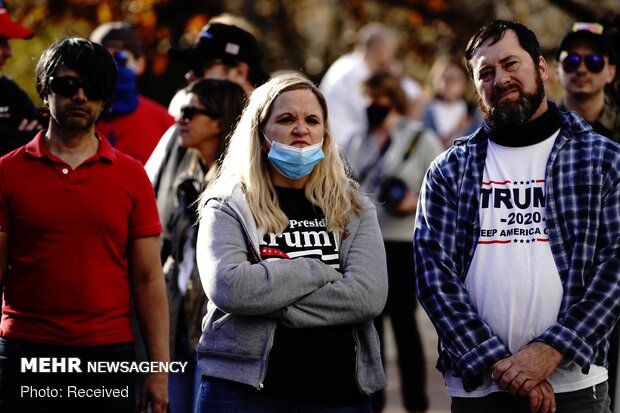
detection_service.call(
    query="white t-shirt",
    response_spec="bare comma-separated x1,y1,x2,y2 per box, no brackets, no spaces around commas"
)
445,132,607,397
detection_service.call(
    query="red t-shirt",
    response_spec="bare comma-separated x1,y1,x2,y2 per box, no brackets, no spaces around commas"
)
97,96,175,165
0,131,162,346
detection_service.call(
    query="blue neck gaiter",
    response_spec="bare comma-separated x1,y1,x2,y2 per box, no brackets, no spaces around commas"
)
109,51,139,118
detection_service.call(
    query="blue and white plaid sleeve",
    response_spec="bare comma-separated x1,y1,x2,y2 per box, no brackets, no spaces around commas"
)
413,153,511,383
534,132,620,372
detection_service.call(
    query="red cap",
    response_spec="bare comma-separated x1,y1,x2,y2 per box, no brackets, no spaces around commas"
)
0,2,34,39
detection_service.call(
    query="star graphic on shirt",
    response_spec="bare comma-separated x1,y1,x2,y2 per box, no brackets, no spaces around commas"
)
260,246,290,259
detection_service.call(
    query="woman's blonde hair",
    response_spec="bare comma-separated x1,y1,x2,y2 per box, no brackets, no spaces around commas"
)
200,71,362,233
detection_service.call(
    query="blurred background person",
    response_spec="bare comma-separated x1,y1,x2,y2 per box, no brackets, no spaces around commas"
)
90,21,175,164
320,22,398,148
388,60,423,119
556,21,620,407
167,19,268,117
0,0,42,156
90,22,176,408
343,72,443,413
146,21,268,239
194,72,388,413
556,22,619,143
147,21,267,289
164,78,246,413
417,55,482,148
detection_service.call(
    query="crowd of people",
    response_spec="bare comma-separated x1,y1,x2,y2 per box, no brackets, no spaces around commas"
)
0,1,619,413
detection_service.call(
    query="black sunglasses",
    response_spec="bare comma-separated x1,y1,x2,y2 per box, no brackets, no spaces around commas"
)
48,76,106,100
561,53,606,74
180,106,219,122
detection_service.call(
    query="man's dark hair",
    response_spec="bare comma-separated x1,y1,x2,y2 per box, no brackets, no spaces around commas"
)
464,20,542,78
35,37,118,104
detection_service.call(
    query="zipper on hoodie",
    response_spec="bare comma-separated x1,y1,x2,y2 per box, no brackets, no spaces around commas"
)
233,202,272,390
255,323,277,390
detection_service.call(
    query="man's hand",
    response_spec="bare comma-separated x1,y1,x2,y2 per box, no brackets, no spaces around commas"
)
139,372,168,413
492,342,563,396
129,236,170,413
527,379,556,413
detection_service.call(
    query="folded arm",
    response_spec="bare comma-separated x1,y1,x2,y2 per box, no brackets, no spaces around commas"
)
275,203,389,327
197,201,342,316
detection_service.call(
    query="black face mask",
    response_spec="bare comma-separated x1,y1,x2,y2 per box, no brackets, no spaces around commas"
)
366,103,391,130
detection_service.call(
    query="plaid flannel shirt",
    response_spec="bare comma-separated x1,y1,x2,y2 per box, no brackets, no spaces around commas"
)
413,108,620,391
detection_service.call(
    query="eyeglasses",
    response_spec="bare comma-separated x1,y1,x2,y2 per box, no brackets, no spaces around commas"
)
48,76,106,100
180,106,218,122
561,53,606,74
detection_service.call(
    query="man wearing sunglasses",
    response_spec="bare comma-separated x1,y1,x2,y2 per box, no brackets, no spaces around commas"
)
557,22,619,143
0,38,169,412
557,21,620,412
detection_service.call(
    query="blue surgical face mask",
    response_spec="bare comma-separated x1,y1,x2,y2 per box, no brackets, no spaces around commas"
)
265,137,325,180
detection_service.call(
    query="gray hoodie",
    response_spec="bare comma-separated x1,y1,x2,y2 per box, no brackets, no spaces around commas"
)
195,185,388,395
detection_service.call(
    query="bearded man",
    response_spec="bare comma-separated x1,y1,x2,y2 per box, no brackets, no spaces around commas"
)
413,20,619,413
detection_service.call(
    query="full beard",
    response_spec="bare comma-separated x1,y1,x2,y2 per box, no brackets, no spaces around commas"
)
479,71,545,129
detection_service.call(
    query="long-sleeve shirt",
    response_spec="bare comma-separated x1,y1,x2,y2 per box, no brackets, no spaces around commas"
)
413,109,620,391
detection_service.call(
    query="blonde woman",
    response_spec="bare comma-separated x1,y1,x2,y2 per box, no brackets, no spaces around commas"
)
195,72,388,412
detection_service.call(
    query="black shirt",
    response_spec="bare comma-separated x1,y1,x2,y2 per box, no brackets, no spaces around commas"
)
262,186,365,404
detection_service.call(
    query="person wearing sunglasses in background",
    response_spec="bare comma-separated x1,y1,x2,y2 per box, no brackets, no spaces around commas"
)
164,78,245,413
145,20,268,281
145,18,269,189
557,22,620,410
557,22,619,143
0,38,169,412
